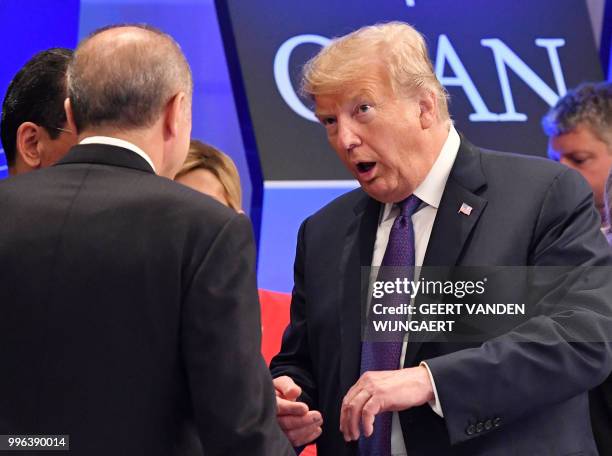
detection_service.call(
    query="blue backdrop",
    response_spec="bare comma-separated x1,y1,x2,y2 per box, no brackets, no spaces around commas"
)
0,0,80,177
0,0,610,293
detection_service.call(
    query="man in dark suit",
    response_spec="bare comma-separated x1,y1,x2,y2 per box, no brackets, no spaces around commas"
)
0,24,293,456
270,22,612,455
543,81,612,456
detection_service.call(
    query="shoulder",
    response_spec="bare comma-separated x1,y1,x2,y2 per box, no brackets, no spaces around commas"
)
479,147,568,180
298,187,372,235
462,140,590,197
308,187,369,223
141,175,243,234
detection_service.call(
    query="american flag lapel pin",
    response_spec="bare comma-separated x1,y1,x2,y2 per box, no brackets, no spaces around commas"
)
458,202,473,216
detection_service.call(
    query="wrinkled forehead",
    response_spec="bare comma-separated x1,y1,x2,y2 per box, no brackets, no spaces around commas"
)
313,77,396,111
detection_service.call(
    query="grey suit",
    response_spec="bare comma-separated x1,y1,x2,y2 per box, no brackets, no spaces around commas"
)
271,137,612,455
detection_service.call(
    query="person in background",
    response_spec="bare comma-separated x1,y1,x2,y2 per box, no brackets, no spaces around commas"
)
174,139,318,456
543,81,612,456
589,166,612,456
542,81,612,231
175,139,242,211
606,169,612,243
1,48,77,175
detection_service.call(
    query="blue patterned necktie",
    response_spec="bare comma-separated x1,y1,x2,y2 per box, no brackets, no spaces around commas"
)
359,194,421,456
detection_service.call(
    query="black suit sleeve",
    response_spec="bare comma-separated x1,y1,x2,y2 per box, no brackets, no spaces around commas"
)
181,214,293,456
270,219,319,410
425,168,612,445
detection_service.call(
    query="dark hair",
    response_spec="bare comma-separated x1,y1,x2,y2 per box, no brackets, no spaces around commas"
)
67,24,192,132
1,48,73,166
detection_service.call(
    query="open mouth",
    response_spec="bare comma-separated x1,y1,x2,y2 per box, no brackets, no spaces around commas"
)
356,162,376,174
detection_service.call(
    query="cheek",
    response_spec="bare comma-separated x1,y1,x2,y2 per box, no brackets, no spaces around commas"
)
598,153,612,170
559,158,580,171
330,141,350,164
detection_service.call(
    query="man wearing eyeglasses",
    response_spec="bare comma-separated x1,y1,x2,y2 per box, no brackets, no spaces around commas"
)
1,48,77,176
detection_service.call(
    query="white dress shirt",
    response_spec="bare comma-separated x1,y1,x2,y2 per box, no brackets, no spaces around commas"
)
80,136,157,173
368,126,460,455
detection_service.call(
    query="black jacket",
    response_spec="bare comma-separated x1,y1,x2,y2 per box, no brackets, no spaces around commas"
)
0,143,293,456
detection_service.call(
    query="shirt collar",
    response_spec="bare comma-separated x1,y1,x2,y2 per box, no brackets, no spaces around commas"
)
79,136,157,173
381,125,460,223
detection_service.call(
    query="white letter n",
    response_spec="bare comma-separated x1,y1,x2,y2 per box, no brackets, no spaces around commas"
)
480,38,567,121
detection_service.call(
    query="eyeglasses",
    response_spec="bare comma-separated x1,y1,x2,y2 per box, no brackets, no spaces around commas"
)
46,126,74,134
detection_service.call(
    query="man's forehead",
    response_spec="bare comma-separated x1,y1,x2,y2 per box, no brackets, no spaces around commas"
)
314,82,391,111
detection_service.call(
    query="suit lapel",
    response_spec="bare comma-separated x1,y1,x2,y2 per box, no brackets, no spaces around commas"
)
403,139,488,366
338,194,380,396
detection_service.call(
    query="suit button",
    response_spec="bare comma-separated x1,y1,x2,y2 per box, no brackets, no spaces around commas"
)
484,419,493,430
493,417,501,427
466,424,476,435
476,422,484,433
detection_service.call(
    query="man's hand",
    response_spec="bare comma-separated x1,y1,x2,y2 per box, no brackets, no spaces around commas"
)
274,376,323,447
339,366,434,441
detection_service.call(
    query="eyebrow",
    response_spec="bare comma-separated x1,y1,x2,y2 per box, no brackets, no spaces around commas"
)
562,149,594,156
314,111,333,120
314,93,374,118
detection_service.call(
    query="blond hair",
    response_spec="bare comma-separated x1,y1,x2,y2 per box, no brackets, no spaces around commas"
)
176,140,242,212
302,21,449,120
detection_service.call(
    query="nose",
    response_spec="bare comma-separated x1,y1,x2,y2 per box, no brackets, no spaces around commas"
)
336,119,361,152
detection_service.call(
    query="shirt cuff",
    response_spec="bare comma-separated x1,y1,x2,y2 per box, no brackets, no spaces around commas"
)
420,361,444,417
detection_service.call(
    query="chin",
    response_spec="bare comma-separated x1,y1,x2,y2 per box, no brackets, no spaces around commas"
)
365,185,411,204
362,187,394,204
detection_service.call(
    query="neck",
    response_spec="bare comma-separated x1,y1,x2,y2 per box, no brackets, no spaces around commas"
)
9,157,36,176
78,127,163,175
423,120,451,167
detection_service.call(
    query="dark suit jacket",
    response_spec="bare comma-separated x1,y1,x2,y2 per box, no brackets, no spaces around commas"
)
592,234,612,456
270,139,612,456
591,380,612,456
0,144,293,456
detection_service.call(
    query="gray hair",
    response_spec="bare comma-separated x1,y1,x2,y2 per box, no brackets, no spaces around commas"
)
542,81,612,147
67,24,192,132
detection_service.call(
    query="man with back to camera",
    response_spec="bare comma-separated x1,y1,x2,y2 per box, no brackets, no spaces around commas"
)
1,48,77,175
270,22,612,455
0,25,293,456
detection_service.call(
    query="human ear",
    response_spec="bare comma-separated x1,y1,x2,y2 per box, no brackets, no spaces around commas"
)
64,98,78,134
418,91,437,129
15,122,42,169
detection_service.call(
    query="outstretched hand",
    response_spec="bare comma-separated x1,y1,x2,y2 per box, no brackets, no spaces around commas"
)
274,376,324,447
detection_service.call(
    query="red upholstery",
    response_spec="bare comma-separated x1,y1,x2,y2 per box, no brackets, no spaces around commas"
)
259,289,317,456
259,289,292,365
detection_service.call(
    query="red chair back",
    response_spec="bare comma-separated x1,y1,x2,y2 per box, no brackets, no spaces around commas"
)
259,289,317,456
